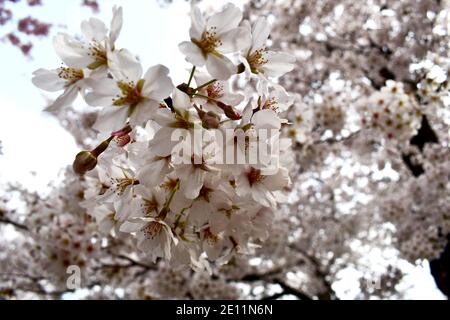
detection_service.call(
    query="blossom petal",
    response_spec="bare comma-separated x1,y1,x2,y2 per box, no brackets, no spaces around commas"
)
222,92,245,106
235,172,251,197
205,54,235,80
109,6,123,47
149,127,178,157
32,68,66,92
153,108,175,126
219,27,250,53
206,3,242,34
251,184,275,207
189,201,211,226
239,19,252,53
45,85,79,114
141,65,174,101
81,18,108,42
183,168,204,199
262,51,296,77
172,88,191,112
209,211,228,234
108,49,142,82
119,220,146,233
252,109,281,130
129,99,160,126
53,33,93,68
251,17,271,51
262,168,290,191
92,106,129,133
189,5,205,39
179,41,206,67
169,191,193,214
137,159,169,189
84,78,118,107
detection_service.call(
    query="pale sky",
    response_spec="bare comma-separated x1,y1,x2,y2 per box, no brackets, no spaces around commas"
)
0,0,445,300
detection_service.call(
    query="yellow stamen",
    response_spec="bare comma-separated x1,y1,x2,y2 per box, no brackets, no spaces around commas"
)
57,67,84,86
192,27,223,57
206,82,224,100
112,79,145,107
142,221,163,239
247,47,268,74
247,167,265,186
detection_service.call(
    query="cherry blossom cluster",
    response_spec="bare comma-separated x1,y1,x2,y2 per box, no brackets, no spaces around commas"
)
358,80,422,144
380,144,450,262
0,174,104,294
415,54,450,117
285,80,354,146
246,0,450,298
32,4,296,268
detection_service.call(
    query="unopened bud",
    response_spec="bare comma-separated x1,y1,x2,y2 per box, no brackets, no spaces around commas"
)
176,83,196,96
116,134,131,147
73,151,97,175
111,125,132,138
111,125,132,147
194,105,220,129
202,111,221,129
216,101,241,120
72,137,113,175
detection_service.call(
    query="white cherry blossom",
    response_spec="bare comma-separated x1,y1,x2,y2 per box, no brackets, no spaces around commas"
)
85,61,174,132
179,4,250,80
241,17,295,80
32,66,86,113
53,6,123,72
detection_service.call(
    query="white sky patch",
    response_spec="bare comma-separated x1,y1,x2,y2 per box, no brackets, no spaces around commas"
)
0,93,78,191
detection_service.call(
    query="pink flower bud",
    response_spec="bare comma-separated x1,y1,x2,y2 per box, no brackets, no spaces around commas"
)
116,134,131,147
216,101,241,120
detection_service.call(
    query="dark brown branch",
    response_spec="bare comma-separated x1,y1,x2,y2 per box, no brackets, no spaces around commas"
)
288,246,336,300
261,280,313,300
114,254,155,270
0,217,28,231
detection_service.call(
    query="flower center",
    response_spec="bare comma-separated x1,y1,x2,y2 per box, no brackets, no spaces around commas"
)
57,67,84,86
113,177,137,195
87,42,108,69
161,178,179,191
192,27,222,56
247,167,265,186
247,47,268,74
295,115,304,123
206,82,224,100
262,97,278,112
170,110,194,129
191,155,210,171
203,227,219,245
141,196,159,217
113,79,145,107
198,185,213,202
142,221,163,240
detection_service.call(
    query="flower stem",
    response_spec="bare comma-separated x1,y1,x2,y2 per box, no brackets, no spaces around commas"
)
187,66,196,87
158,179,181,219
165,179,180,207
195,79,217,91
91,136,114,157
193,92,219,103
